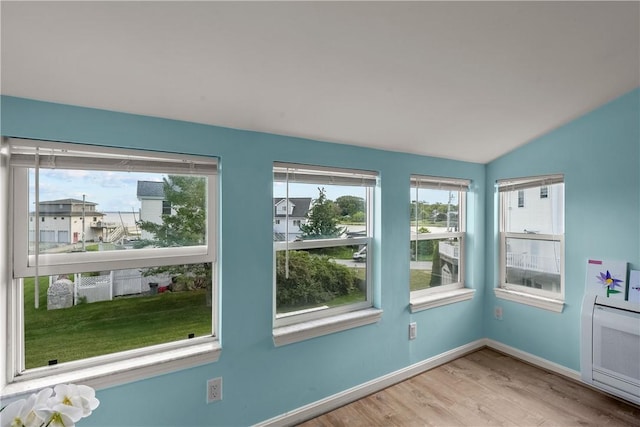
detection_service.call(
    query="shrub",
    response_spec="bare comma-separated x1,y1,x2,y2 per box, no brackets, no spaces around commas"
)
276,251,358,308
410,239,434,260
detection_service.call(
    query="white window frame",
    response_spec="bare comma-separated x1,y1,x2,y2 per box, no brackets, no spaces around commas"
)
409,175,474,312
1,137,220,397
272,162,381,344
496,174,565,312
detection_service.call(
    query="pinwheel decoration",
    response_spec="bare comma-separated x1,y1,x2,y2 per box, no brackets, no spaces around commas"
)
597,270,623,297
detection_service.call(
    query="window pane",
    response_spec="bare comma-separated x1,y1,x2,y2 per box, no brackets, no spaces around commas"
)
275,246,367,317
505,237,562,293
28,169,207,255
502,182,564,234
273,181,367,241
22,263,212,369
410,237,461,291
410,187,460,232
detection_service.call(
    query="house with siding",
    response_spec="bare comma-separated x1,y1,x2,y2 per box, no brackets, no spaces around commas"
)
136,181,170,240
273,197,311,240
29,198,105,245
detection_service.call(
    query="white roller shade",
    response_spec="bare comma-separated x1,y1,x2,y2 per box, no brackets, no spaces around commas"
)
411,175,470,192
7,137,218,175
274,162,377,187
497,174,563,192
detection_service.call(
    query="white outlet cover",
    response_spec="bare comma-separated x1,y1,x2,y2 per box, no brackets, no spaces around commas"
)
409,322,417,340
207,377,222,403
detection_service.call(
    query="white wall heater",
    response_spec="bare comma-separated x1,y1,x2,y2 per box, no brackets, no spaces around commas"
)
581,294,640,404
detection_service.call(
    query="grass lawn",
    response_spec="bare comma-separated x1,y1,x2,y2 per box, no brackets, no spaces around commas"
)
23,278,211,369
410,269,433,292
22,266,435,368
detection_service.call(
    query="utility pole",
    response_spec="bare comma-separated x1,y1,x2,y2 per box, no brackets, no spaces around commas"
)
446,191,452,232
82,194,86,251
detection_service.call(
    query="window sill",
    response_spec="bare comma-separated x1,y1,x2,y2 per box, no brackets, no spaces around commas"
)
494,288,564,313
410,288,475,313
273,308,383,347
2,338,221,400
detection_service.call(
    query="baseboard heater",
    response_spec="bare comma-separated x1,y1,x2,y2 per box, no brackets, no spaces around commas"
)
581,294,640,404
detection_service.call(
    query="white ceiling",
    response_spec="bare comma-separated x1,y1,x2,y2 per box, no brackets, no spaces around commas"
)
1,1,638,163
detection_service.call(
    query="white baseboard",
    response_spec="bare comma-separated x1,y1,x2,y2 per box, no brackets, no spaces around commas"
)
256,338,584,427
256,339,486,427
485,339,581,381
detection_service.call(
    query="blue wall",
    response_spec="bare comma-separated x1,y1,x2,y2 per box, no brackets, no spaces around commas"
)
2,88,637,425
1,96,485,426
484,88,640,370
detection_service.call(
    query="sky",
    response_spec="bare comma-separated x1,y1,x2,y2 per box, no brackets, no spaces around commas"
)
34,169,454,212
32,169,162,212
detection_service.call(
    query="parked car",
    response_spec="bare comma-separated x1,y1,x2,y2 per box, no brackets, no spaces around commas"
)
352,246,367,262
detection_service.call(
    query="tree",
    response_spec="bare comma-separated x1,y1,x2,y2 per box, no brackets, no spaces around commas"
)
429,243,442,287
335,195,365,218
299,187,345,239
136,175,212,305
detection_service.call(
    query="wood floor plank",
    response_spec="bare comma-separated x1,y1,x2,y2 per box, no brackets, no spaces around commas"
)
297,348,640,427
445,355,595,426
466,349,639,426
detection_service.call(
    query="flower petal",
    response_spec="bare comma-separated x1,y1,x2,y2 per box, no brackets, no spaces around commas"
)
0,399,26,427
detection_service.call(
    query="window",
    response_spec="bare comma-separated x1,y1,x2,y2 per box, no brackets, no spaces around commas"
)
497,174,564,310
540,186,548,199
273,163,380,341
1,137,219,394
409,175,472,310
162,200,172,215
517,190,525,207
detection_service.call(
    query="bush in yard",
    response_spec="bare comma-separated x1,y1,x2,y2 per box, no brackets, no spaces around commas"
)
350,211,365,223
276,250,358,308
411,239,434,260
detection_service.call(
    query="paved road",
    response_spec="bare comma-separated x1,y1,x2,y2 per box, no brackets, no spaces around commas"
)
334,259,432,269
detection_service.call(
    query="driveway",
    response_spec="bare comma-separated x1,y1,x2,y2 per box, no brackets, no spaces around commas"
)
334,259,432,270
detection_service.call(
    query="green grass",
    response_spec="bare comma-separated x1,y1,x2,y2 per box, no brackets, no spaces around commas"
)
23,278,211,368
326,289,366,307
276,288,366,314
22,266,434,368
410,269,433,292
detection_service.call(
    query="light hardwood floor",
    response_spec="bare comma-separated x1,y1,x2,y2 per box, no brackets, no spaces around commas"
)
298,348,640,426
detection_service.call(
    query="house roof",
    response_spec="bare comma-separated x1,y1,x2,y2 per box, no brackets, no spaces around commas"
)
274,198,311,218
34,198,104,216
137,181,165,199
39,198,97,206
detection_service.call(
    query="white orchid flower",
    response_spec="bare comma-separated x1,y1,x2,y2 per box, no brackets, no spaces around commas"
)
0,398,27,427
35,403,83,427
72,385,99,417
0,388,52,427
1,384,98,427
47,384,98,419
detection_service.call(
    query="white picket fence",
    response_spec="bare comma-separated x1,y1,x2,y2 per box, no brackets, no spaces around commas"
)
72,269,171,305
74,273,112,304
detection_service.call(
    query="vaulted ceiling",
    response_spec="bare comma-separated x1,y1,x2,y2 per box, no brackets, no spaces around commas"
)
2,1,638,163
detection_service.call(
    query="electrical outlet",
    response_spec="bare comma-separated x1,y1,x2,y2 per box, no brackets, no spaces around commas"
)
207,377,222,403
409,322,417,340
494,306,503,320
